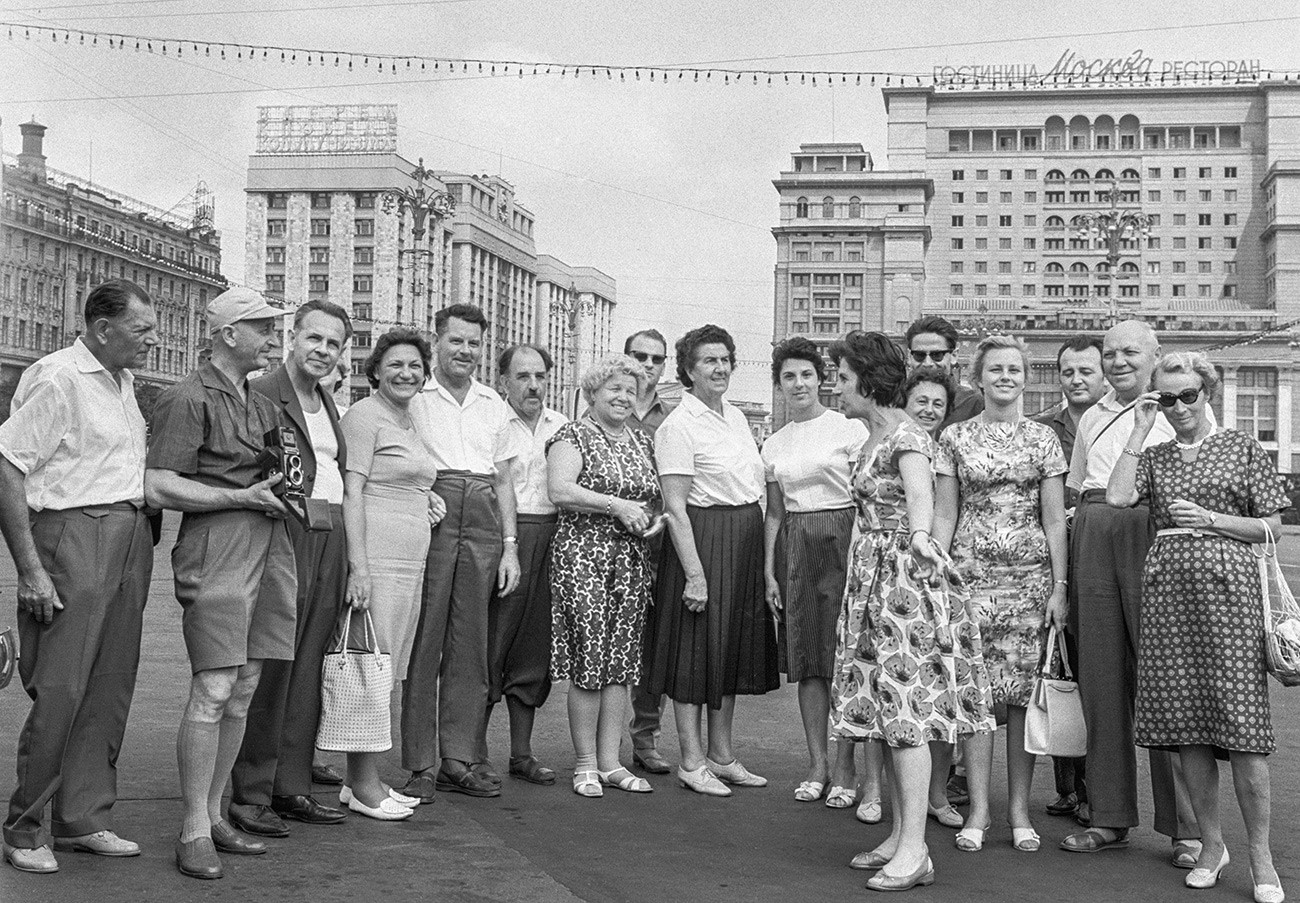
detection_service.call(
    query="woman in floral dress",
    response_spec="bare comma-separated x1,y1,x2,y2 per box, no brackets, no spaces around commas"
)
933,334,1069,855
829,331,995,893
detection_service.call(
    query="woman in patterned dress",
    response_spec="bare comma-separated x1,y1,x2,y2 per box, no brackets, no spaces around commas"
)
1108,352,1286,902
829,331,995,892
547,355,664,799
933,334,1069,854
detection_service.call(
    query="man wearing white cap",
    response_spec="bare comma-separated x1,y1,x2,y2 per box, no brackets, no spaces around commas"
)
145,287,298,880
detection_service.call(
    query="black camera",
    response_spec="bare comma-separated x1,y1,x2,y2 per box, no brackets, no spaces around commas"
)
259,427,333,532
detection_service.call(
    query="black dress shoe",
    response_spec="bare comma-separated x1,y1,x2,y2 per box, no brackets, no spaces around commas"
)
175,837,222,880
211,821,267,856
1047,792,1079,816
436,761,500,798
311,763,344,786
272,794,347,825
227,802,290,838
401,771,439,804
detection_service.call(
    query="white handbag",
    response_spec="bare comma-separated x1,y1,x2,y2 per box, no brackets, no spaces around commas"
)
317,609,393,753
1024,626,1087,757
1255,521,1300,687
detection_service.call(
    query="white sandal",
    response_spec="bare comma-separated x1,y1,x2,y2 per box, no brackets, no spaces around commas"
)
794,780,826,802
955,824,989,852
598,767,652,793
1012,827,1041,852
573,769,603,798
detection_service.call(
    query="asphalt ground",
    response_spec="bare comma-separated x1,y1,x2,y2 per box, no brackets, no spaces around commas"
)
0,515,1297,903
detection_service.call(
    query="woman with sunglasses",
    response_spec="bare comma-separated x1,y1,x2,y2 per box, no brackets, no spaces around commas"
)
932,334,1069,854
1107,352,1287,903
761,337,867,805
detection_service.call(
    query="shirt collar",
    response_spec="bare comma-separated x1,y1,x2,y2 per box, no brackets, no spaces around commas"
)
73,337,135,386
1096,389,1131,413
508,405,562,426
198,360,246,400
428,376,492,405
679,390,727,419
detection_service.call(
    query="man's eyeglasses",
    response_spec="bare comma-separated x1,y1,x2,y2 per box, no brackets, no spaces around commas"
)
909,349,951,364
1156,387,1203,407
630,352,666,365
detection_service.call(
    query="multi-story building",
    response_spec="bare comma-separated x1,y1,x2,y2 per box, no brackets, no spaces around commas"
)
439,172,538,383
535,254,616,416
0,118,226,416
245,105,454,401
773,77,1300,470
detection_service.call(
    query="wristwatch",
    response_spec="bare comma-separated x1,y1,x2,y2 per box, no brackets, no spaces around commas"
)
1205,512,1217,528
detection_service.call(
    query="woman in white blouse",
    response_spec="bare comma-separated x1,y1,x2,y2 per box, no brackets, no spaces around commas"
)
643,325,779,797
762,338,867,804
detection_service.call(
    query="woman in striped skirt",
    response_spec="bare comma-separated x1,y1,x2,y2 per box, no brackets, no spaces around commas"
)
762,338,867,805
643,324,780,797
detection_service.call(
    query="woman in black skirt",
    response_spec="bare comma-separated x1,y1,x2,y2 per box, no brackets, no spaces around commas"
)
645,324,778,797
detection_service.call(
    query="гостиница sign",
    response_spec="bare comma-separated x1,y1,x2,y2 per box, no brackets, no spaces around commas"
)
933,49,1263,86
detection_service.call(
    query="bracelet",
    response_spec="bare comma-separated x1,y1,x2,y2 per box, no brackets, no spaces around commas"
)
1054,579,1068,586
503,536,517,544
1121,447,1142,459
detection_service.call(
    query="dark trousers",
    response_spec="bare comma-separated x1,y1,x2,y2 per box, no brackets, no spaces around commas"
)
4,506,152,848
629,531,665,751
401,473,502,771
232,506,347,804
1073,494,1197,837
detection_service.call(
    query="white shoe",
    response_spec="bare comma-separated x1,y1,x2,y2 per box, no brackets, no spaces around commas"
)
706,757,767,787
340,785,420,808
346,794,413,821
678,765,731,797
3,842,58,873
53,829,140,857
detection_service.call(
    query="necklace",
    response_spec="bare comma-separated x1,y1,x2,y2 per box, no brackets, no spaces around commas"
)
1175,427,1216,450
586,415,627,443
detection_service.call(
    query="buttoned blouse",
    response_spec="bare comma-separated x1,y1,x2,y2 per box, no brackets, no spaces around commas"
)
761,409,868,512
507,406,568,515
654,391,764,507
0,339,147,511
413,377,522,475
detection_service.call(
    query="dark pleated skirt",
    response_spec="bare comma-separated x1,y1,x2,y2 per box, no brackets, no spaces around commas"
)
643,503,778,708
777,507,854,682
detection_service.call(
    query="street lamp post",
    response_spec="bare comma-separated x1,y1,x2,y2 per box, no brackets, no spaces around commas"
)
1075,179,1154,325
558,281,594,417
381,158,456,324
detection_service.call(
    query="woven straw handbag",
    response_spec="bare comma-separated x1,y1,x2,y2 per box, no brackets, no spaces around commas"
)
317,609,393,752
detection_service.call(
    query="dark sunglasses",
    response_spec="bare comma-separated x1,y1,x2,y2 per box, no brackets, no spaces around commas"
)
910,349,951,364
1156,387,1203,407
630,351,666,365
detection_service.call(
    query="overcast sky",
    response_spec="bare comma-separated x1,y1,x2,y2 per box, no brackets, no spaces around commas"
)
3,0,1299,401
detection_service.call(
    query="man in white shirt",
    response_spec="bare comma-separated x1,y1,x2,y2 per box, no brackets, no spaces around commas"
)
1060,320,1200,861
229,300,352,836
0,280,157,873
401,305,523,801
478,344,567,786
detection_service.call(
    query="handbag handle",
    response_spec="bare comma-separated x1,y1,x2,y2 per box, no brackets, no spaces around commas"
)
1258,518,1277,628
1040,625,1074,681
330,608,381,659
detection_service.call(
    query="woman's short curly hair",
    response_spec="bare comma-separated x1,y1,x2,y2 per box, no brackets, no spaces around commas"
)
675,324,736,388
771,336,826,385
903,368,956,410
1154,351,1220,399
363,327,432,389
580,354,644,403
827,330,907,407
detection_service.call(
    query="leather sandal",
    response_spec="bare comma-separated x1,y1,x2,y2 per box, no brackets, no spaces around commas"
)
1060,827,1130,853
794,780,826,802
508,755,557,786
825,785,857,809
955,824,990,852
572,769,602,798
435,761,501,798
598,767,652,793
1012,827,1041,852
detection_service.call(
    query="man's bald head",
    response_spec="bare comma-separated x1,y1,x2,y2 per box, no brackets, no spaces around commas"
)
1102,319,1161,402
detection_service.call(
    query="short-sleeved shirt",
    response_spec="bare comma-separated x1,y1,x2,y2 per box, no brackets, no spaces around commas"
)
413,377,523,475
507,406,568,516
1033,403,1082,464
628,392,669,439
1067,389,1185,492
655,391,764,507
147,360,284,493
0,338,147,510
761,409,868,512
340,395,439,493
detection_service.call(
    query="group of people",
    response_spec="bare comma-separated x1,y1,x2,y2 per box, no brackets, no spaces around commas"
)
0,281,1288,903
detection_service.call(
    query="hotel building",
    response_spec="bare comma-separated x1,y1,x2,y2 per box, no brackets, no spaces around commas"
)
773,77,1300,469
1,118,226,417
535,253,616,416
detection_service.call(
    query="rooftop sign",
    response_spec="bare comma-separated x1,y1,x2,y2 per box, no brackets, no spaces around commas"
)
934,49,1263,88
255,105,398,154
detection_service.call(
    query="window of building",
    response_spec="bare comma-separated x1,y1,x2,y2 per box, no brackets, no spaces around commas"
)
791,274,810,286
996,215,1010,227
1172,284,1186,297
1173,214,1187,226
848,197,861,217
844,274,863,287
975,169,988,180
1146,284,1161,297
354,219,374,236
1225,236,1238,249
1120,284,1139,297
976,192,988,203
791,321,808,333
1224,213,1238,226
975,215,989,227
355,191,377,209
795,197,808,217
975,238,988,249
951,261,964,273
975,261,988,274
355,246,374,264
1225,167,1238,178
952,170,965,181
1174,190,1187,202
265,274,285,293
1148,167,1161,179
1173,237,1187,249
998,261,1012,274
1199,237,1212,249
1173,261,1186,273
311,192,331,209
267,246,285,264
1023,284,1037,296
1199,167,1212,178
1000,191,1013,203
1197,260,1212,273
1197,213,1212,226
309,274,329,293
999,237,1012,249
1237,368,1277,442
951,215,964,227
1173,167,1186,179
1224,189,1238,203
267,219,286,238
998,284,1012,296
950,284,964,296
952,192,965,203
1045,238,1064,250
267,192,288,209
1046,191,1065,203
1023,261,1037,273
1000,169,1013,180
974,284,987,296
1147,190,1161,202
1147,261,1161,274
1199,284,1213,297
1024,238,1037,250
310,247,330,264
951,238,964,250
1223,284,1238,298
353,274,373,292
1225,261,1237,274
822,197,835,218
1149,237,1161,249
1023,215,1037,227
353,329,372,348
311,218,331,237
1046,284,1064,297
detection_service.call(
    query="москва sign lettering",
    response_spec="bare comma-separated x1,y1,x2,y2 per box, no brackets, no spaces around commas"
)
934,49,1263,86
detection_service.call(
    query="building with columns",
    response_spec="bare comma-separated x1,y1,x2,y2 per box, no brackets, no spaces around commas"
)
2,117,226,417
773,77,1300,470
535,254,616,416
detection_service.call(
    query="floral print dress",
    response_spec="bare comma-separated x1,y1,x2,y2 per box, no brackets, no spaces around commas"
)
935,417,1067,707
831,420,995,747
